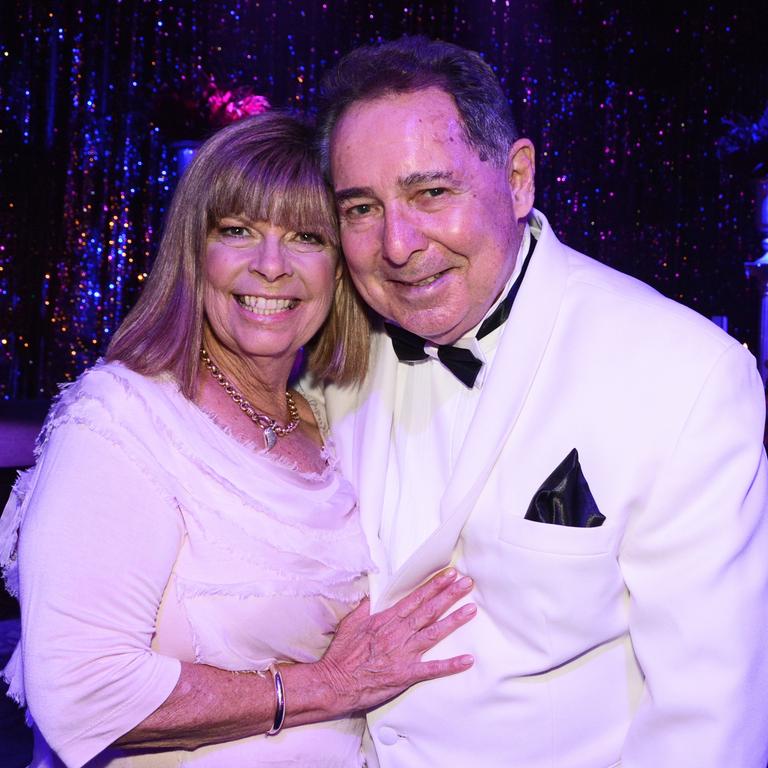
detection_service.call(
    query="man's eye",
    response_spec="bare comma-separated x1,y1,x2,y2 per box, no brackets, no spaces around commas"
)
423,188,446,198
344,203,372,218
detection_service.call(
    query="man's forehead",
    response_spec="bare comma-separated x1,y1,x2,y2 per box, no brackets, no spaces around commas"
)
329,88,474,187
332,88,465,150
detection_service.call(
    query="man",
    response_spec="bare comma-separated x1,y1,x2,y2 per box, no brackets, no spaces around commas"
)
311,36,768,767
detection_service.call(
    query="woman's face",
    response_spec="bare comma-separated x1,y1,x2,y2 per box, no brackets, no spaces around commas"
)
203,216,339,368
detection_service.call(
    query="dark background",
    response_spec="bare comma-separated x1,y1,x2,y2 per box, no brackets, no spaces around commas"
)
0,0,766,399
0,3,767,762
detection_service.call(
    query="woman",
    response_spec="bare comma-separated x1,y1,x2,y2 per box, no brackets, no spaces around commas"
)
0,113,475,767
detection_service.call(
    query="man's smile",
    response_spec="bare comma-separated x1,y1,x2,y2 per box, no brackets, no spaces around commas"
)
390,266,455,288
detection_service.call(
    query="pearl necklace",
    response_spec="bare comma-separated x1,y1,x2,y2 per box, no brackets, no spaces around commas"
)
200,348,300,451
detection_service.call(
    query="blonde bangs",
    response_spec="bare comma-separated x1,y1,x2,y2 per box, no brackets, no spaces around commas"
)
206,143,339,248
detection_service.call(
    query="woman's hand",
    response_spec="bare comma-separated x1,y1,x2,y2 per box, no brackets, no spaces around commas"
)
118,569,475,749
312,568,476,714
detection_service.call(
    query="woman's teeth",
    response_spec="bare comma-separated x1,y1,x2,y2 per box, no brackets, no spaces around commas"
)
237,295,296,314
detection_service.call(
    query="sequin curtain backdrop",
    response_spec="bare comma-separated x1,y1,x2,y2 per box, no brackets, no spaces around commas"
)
0,0,765,397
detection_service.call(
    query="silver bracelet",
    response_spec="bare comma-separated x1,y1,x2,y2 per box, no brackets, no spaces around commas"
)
266,663,286,736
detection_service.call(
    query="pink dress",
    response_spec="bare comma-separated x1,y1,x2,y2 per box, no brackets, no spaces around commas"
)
0,361,372,767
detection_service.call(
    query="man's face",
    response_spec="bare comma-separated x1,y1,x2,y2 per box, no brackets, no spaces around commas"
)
330,87,535,345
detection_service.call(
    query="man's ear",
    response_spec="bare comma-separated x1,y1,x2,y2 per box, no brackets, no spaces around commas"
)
506,139,536,220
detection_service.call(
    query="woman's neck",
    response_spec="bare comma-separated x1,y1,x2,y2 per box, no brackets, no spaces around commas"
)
200,336,295,418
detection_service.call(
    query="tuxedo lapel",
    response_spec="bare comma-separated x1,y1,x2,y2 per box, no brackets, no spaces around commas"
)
376,220,570,609
341,334,399,601
443,225,569,520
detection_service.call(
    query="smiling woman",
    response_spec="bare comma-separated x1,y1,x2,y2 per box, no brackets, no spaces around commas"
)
202,214,339,399
0,113,478,767
110,112,367,394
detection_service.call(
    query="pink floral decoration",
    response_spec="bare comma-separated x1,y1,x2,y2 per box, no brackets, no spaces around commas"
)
206,84,271,126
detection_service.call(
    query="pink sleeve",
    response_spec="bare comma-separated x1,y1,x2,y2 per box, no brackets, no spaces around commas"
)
18,421,183,768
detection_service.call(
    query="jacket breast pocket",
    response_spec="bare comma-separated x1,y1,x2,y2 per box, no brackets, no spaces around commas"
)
461,511,627,672
498,513,619,555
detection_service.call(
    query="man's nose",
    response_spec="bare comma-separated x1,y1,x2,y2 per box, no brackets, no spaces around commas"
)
248,238,293,282
382,208,428,266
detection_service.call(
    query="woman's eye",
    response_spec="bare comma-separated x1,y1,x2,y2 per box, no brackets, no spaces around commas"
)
296,232,323,244
218,226,249,238
289,231,326,253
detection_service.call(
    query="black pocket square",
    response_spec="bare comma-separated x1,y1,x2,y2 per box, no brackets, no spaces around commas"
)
524,448,605,528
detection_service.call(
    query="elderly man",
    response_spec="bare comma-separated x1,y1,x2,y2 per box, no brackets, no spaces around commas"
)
310,36,768,767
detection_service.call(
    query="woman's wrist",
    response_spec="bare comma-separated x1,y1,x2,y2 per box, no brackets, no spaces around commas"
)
265,663,286,735
278,659,354,728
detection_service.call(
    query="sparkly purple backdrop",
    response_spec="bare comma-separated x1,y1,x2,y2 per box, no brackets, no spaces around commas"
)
0,1,766,397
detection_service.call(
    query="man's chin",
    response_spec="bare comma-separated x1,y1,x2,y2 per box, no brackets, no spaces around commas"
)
386,312,472,346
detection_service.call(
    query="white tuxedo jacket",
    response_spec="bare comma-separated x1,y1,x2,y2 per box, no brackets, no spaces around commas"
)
313,211,768,768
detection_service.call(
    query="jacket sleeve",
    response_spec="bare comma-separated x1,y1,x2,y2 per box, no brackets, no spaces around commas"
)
619,342,768,766
17,420,183,768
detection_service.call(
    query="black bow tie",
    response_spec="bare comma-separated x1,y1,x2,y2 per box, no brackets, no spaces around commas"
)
384,235,536,388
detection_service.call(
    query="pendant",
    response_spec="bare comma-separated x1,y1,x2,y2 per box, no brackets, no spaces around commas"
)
263,425,277,452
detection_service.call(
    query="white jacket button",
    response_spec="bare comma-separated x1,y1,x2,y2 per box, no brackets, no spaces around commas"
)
378,726,399,746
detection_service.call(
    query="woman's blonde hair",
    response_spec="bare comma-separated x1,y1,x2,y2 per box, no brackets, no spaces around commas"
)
107,112,370,396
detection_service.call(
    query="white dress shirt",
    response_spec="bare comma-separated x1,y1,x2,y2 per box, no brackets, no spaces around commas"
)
379,220,538,573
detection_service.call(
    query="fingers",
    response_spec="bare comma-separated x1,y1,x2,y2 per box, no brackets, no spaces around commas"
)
390,568,471,623
411,652,475,684
411,601,477,651
398,573,475,637
390,567,458,619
